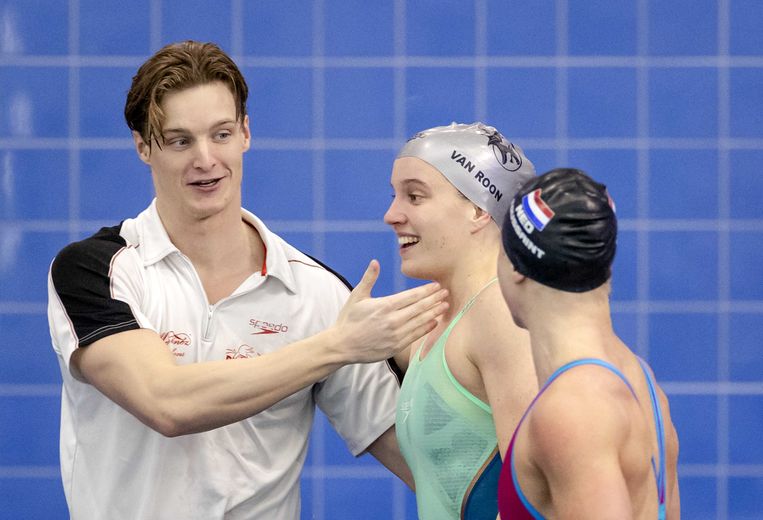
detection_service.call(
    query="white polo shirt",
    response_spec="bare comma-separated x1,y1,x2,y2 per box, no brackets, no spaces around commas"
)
47,200,400,520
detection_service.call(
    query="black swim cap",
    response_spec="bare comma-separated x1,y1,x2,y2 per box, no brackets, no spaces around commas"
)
501,168,617,292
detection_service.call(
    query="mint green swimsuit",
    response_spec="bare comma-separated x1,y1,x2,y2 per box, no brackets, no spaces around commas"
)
396,280,501,520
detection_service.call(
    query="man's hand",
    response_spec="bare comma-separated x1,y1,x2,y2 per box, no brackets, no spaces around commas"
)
332,260,448,363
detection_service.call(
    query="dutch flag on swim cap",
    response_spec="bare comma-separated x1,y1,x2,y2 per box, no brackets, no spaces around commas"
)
522,189,555,231
502,168,618,293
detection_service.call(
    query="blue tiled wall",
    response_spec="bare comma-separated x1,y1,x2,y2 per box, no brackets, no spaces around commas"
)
1,1,761,519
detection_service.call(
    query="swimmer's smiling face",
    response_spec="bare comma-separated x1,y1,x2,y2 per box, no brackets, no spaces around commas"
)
384,157,477,281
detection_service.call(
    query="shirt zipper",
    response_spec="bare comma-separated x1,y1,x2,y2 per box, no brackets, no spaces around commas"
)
204,305,214,341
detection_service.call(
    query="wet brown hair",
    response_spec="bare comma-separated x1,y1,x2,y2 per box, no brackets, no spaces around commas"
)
124,40,248,150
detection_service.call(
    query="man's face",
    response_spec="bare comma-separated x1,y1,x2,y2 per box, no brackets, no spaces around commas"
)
133,81,251,223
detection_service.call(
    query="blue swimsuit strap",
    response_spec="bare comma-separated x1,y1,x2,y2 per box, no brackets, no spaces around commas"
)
511,358,666,519
637,357,667,518
564,358,666,511
509,358,636,520
546,358,637,395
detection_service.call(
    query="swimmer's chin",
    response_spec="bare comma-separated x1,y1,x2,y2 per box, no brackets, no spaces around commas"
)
399,263,430,281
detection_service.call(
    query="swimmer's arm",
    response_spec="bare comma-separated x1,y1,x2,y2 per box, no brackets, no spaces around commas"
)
365,425,415,490
469,301,536,457
666,475,681,520
529,394,634,519
663,401,681,519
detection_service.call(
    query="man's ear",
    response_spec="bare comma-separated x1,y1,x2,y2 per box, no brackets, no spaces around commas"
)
132,131,151,164
512,267,527,285
241,114,251,152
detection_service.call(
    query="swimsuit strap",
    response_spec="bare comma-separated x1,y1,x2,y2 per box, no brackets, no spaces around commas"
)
448,277,498,327
436,277,498,341
509,357,667,520
412,277,498,360
637,357,667,519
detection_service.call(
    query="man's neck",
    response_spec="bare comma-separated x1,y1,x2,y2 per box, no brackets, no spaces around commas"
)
158,205,265,298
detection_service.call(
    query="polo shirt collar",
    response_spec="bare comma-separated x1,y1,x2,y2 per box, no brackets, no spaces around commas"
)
138,200,178,265
137,199,298,293
240,208,298,293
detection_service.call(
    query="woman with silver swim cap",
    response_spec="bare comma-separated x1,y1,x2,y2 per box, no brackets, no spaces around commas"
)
385,122,539,519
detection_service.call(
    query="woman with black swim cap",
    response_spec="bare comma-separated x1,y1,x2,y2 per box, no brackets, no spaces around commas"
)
496,168,681,519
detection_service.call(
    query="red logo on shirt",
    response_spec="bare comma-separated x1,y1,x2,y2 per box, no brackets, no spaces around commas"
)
249,318,289,335
160,331,191,357
225,344,259,359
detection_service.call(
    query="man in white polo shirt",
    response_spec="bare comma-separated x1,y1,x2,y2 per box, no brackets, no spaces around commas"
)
46,40,447,519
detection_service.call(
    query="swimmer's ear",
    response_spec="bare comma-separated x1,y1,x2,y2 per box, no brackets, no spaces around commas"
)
512,267,527,285
470,205,493,232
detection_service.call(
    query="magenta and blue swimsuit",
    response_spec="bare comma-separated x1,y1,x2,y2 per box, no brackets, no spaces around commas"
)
497,358,667,520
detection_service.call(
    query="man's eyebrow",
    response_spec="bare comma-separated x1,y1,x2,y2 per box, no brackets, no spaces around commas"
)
162,120,237,135
162,128,188,136
211,119,237,128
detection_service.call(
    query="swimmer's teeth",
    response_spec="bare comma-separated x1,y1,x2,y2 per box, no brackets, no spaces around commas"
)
398,236,419,246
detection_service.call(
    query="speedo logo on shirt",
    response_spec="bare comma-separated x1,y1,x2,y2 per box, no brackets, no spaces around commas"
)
249,318,289,335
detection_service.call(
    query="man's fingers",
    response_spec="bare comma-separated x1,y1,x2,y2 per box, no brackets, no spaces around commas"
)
379,281,444,311
384,288,448,350
394,288,449,320
396,301,449,348
401,322,437,351
349,260,380,302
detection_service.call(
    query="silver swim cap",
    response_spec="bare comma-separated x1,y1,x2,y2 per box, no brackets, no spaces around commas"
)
397,122,536,227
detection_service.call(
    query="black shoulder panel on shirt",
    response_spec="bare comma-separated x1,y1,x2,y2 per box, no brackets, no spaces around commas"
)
51,224,141,347
385,356,404,386
304,253,353,291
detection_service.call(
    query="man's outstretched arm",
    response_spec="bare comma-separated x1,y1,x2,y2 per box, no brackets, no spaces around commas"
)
69,260,448,437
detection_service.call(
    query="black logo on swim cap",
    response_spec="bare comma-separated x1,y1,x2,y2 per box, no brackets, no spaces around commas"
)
486,130,523,172
407,131,427,143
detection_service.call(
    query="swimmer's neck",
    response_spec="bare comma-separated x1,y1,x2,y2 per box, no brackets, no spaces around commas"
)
431,271,498,319
526,305,617,384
